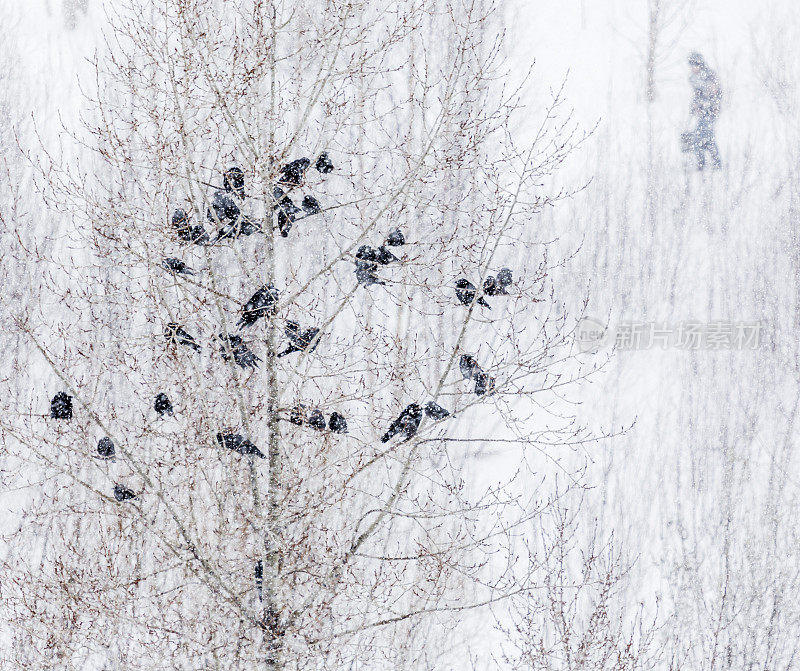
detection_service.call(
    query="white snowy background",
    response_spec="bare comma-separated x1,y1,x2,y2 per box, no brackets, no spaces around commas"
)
4,0,800,666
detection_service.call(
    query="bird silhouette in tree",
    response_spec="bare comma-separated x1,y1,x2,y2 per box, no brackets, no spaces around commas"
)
424,401,450,420
238,285,280,329
164,323,201,352
96,437,115,460
50,392,73,420
455,279,490,309
113,484,138,502
218,333,261,370
328,412,348,434
277,158,311,187
276,321,320,357
154,392,174,417
314,152,334,174
216,432,266,459
382,404,424,443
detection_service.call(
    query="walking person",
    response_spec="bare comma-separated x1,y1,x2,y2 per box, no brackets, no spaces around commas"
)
686,52,722,171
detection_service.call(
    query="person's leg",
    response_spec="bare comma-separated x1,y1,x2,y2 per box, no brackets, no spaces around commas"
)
694,123,706,171
692,119,706,170
707,120,722,169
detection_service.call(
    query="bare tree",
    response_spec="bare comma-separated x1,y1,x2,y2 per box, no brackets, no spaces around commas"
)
500,493,661,671
0,0,600,668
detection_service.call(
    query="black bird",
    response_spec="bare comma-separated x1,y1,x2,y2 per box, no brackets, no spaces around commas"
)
255,559,263,601
207,190,240,223
381,403,423,443
460,354,481,382
308,409,326,431
355,245,379,262
164,323,201,352
172,208,210,245
385,229,405,247
289,404,307,426
162,257,195,275
355,263,384,287
179,225,211,245
154,392,173,417
277,158,311,187
459,354,495,396
277,321,320,357
484,268,513,296
113,484,138,502
96,437,115,459
315,152,334,174
215,214,261,241
455,278,490,309
223,166,246,198
216,432,266,459
238,285,280,329
50,392,73,420
301,195,321,215
328,411,348,434
275,195,301,237
496,267,513,290
171,208,188,228
483,276,500,296
376,246,399,264
424,401,450,421
474,371,495,396
218,333,261,369
354,245,391,287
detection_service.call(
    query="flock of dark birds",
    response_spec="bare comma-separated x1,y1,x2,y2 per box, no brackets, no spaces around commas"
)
46,152,515,510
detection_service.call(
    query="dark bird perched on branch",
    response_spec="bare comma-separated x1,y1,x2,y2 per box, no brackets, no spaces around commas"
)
172,208,210,245
50,392,73,420
385,229,405,247
207,190,240,223
289,405,324,430
162,257,195,275
113,484,138,502
308,409,326,431
355,261,383,287
277,321,320,357
223,166,246,199
275,194,301,237
214,215,261,241
216,432,266,459
382,403,423,443
207,187,261,241
455,279,490,309
315,152,334,174
459,354,495,396
483,268,513,296
277,158,310,187
497,267,513,290
376,246,398,264
424,401,450,421
255,559,263,601
474,372,495,396
218,333,261,370
354,245,398,287
459,354,481,381
289,405,307,426
238,285,280,329
96,437,115,460
164,323,201,352
154,392,173,417
328,411,348,434
301,195,321,215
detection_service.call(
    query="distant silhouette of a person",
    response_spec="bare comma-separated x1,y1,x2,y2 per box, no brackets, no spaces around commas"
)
687,52,722,171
